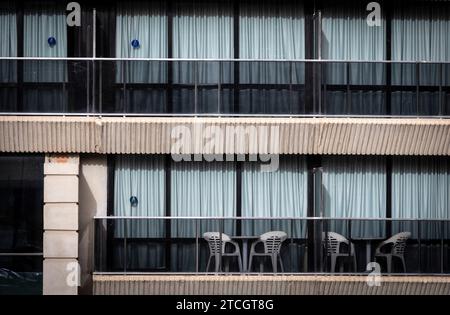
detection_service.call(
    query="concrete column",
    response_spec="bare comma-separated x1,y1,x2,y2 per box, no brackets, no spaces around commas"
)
43,154,79,295
78,155,108,295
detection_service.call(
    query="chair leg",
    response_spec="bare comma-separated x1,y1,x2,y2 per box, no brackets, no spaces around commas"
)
237,254,243,272
206,256,212,273
386,256,392,274
353,255,357,272
248,255,253,272
224,259,230,272
259,260,264,273
271,255,277,273
330,255,337,273
401,256,407,273
278,255,285,273
214,254,221,272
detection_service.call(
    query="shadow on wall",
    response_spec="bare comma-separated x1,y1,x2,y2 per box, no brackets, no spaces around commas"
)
78,155,108,295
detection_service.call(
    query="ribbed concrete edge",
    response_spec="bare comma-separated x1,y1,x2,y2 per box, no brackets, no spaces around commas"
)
1,116,450,155
92,275,450,295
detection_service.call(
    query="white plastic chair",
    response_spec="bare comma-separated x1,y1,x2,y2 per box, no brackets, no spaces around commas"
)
203,232,243,272
375,231,411,273
322,232,357,272
248,231,287,273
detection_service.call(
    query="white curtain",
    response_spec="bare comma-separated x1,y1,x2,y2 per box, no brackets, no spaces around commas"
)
242,156,307,238
239,0,305,114
392,157,450,239
0,4,17,81
173,0,233,113
322,156,386,238
113,155,165,270
170,160,236,271
23,3,67,112
115,1,167,113
0,4,17,111
170,160,236,236
321,2,386,114
391,4,450,115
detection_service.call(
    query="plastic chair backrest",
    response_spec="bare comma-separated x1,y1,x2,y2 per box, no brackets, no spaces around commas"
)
260,231,287,254
385,232,411,255
323,231,350,255
203,232,231,255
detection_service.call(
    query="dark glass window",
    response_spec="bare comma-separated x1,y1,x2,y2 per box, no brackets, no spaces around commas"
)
0,155,43,295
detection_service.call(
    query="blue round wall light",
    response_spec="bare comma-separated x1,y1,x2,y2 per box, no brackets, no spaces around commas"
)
47,36,57,47
130,196,138,207
131,39,140,49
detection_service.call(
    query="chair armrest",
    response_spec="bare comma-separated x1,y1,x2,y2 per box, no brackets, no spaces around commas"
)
249,240,263,254
375,240,393,254
229,240,241,254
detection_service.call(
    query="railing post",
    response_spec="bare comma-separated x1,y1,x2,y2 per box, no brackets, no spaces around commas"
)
441,220,444,274
289,61,293,115
439,63,443,116
123,218,127,274
217,61,221,114
195,219,199,273
346,62,351,113
99,60,103,114
416,62,420,115
86,60,90,113
418,219,421,273
194,61,198,114
219,219,224,273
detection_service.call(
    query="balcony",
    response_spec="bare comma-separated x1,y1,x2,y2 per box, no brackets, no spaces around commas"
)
1,58,450,117
93,217,450,275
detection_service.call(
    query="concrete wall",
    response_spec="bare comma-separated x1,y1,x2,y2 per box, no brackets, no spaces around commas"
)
78,155,108,295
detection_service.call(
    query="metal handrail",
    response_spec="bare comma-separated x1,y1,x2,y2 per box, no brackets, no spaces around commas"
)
1,57,450,64
0,112,449,118
93,216,450,222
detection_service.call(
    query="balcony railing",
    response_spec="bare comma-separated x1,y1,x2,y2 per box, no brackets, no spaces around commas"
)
1,58,450,117
93,216,450,275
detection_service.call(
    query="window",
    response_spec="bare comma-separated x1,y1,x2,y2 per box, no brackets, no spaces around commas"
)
239,0,305,114
322,156,386,238
242,156,307,237
0,2,17,111
115,1,167,113
321,0,386,114
391,2,450,115
172,0,234,113
0,155,43,295
23,1,68,112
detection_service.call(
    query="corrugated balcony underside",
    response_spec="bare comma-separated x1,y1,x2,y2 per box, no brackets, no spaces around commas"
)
1,116,449,155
